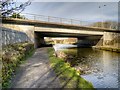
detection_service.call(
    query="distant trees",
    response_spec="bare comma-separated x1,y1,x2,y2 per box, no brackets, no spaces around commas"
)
91,21,118,29
1,0,31,17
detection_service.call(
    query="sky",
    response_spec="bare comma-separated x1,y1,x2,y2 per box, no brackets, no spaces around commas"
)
17,0,119,22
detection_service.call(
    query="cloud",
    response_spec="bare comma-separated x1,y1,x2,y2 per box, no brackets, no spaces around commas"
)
22,2,118,22
32,0,119,2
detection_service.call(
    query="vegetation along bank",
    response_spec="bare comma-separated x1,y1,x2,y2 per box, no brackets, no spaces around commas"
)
2,42,34,88
47,48,94,89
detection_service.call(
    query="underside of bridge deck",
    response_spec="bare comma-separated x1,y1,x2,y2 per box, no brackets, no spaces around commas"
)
34,31,103,48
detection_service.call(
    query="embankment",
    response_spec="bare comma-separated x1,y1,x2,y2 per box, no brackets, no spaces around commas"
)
47,48,94,89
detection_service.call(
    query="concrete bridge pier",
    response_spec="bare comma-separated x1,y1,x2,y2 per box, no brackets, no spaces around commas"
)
34,32,46,48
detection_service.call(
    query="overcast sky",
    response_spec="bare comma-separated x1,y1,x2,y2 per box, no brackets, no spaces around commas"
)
18,0,119,22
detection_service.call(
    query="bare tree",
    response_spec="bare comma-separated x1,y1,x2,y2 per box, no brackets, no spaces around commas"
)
0,0,31,17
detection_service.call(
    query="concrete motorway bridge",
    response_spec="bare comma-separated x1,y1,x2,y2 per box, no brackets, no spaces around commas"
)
2,17,120,48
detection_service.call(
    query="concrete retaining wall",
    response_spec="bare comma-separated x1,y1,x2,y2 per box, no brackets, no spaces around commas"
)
0,27,2,51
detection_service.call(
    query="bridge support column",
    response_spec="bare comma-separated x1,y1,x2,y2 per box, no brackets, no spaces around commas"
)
34,33,46,48
103,32,120,48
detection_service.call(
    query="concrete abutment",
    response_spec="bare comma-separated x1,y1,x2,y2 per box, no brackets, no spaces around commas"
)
103,32,120,48
94,31,120,52
34,32,46,48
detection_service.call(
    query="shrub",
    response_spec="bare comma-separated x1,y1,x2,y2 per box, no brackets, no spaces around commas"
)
2,42,34,88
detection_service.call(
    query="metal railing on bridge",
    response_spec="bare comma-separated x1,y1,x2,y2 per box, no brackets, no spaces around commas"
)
6,13,118,30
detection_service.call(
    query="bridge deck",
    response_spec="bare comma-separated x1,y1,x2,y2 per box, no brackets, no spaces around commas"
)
2,18,120,33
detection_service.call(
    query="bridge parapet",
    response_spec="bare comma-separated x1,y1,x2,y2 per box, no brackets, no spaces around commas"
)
3,13,118,30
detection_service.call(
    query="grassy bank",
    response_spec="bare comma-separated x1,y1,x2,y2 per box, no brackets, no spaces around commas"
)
47,48,94,89
2,42,34,88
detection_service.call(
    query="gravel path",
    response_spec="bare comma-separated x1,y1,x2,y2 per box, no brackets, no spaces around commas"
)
11,48,60,88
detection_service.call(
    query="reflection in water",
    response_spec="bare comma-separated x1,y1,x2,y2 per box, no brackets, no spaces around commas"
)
81,50,119,88
54,44,120,88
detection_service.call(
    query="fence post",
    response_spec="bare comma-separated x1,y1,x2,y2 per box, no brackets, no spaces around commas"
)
34,15,36,20
110,21,112,29
48,16,50,22
102,21,104,28
71,19,73,25
60,18,62,24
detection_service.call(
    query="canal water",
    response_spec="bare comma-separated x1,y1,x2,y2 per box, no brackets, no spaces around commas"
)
53,44,120,88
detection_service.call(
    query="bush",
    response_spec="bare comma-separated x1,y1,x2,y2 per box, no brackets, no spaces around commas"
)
2,42,34,88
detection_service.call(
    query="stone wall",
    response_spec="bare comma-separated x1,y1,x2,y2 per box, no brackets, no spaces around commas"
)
103,32,120,48
53,38,77,44
2,24,35,43
0,27,2,52
2,27,30,46
93,32,120,52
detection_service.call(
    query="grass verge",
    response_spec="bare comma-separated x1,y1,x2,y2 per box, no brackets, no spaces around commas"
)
47,48,94,89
